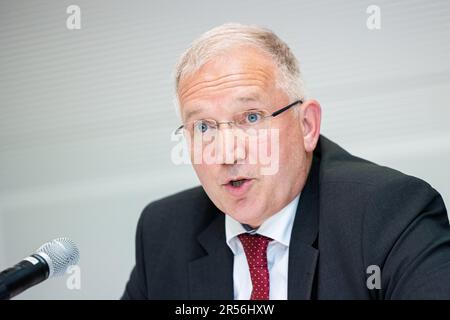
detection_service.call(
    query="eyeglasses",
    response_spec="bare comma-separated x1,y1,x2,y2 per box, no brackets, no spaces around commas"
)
174,99,303,138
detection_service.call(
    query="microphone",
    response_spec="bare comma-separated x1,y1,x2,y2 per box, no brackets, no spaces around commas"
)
0,237,80,300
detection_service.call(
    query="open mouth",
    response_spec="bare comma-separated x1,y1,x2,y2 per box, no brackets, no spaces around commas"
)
229,179,248,187
223,177,254,196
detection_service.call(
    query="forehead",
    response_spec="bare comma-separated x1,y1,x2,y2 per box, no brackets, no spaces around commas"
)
178,46,278,112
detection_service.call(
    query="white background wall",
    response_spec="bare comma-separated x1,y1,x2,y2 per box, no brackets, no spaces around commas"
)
1,0,449,299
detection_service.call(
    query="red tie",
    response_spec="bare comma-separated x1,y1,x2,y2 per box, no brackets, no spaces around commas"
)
238,233,272,300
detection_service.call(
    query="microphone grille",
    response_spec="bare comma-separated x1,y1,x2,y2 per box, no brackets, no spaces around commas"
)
36,238,80,277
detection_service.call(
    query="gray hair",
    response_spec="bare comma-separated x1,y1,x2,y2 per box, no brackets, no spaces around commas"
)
174,23,306,109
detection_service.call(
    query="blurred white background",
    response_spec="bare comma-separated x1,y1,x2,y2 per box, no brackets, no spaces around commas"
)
0,0,449,299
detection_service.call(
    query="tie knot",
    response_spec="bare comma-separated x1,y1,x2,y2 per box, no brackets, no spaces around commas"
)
238,233,272,268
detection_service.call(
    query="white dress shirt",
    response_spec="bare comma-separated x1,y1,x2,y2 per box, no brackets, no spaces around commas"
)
225,193,300,300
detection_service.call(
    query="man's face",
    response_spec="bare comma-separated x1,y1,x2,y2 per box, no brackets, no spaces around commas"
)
178,46,314,227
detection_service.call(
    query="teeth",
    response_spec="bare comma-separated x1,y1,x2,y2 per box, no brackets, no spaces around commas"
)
231,180,245,187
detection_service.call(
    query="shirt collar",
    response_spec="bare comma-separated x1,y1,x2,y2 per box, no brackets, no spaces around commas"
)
225,193,300,254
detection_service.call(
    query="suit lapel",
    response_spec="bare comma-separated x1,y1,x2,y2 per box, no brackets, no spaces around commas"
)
288,155,320,299
188,212,234,299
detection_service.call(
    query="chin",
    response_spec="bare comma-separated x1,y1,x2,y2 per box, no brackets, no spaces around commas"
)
224,198,263,224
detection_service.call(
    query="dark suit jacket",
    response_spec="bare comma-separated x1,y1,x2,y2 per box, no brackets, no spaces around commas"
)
122,135,450,299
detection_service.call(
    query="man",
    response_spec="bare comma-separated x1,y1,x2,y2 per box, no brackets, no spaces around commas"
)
122,23,450,299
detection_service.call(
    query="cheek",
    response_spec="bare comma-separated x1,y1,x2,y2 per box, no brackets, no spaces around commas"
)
253,129,277,159
282,117,304,146
279,124,305,166
193,163,219,188
188,136,206,163
192,163,209,183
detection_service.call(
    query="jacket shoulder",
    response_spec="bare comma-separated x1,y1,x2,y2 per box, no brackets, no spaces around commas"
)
138,185,218,238
318,135,438,193
144,186,207,211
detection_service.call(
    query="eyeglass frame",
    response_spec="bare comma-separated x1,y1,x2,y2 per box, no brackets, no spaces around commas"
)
174,99,303,136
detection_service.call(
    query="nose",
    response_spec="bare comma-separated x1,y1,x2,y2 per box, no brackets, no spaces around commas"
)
216,125,247,165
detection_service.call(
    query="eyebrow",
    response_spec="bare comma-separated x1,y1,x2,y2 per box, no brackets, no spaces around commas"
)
236,96,258,103
184,108,203,122
183,95,263,122
235,93,263,105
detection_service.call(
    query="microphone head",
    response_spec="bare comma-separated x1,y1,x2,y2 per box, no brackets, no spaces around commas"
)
35,238,80,277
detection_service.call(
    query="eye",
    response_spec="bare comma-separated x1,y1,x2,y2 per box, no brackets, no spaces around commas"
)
195,121,210,133
246,112,262,124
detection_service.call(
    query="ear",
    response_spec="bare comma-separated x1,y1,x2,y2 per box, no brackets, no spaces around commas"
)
300,99,322,153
